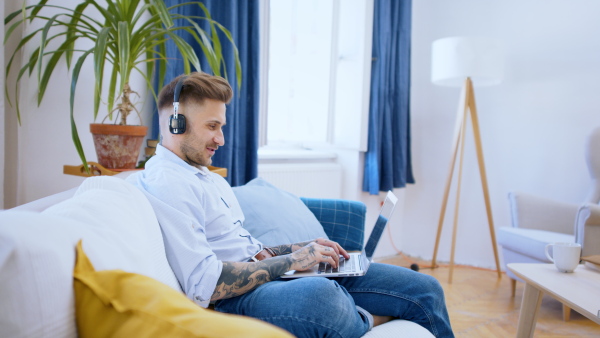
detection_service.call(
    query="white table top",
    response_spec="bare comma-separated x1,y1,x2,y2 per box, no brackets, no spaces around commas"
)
508,263,600,325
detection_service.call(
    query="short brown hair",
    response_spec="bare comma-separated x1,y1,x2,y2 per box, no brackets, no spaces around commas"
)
157,72,233,112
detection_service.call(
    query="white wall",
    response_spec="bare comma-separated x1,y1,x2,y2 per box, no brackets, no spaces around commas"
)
387,0,600,268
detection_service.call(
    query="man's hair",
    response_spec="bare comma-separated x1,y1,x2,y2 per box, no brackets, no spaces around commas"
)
157,72,233,112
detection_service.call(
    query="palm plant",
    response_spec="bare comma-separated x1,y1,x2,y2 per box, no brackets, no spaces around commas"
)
5,0,241,170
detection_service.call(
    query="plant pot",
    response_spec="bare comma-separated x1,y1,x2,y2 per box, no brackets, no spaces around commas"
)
90,123,148,170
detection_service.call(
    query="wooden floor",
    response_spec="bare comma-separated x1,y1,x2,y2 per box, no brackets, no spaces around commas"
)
376,254,600,337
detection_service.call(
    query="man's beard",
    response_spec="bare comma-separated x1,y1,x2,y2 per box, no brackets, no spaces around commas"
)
180,140,216,167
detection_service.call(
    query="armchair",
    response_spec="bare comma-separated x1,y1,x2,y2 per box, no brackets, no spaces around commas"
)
497,127,600,320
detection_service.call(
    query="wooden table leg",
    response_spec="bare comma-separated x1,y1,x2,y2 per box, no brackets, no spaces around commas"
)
516,283,544,338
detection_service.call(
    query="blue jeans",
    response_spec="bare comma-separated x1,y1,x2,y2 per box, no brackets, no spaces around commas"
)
214,263,454,338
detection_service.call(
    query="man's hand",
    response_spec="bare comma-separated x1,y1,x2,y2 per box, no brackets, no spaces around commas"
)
314,238,350,260
290,240,348,271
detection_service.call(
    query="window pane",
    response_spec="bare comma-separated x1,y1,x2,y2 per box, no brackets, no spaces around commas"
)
267,0,334,145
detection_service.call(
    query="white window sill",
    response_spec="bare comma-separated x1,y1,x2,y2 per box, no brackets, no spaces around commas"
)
258,146,337,163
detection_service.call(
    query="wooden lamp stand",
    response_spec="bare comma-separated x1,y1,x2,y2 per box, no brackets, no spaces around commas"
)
431,77,502,283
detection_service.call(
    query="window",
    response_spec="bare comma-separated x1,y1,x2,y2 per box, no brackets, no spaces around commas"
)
261,0,373,151
266,0,336,146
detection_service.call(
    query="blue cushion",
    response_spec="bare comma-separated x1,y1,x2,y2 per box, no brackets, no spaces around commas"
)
232,178,328,246
301,198,366,252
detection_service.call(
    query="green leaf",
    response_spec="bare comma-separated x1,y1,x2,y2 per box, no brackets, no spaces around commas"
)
65,2,90,68
38,49,67,105
169,32,200,73
93,27,111,118
30,0,50,19
4,17,26,44
107,66,119,121
70,49,95,173
36,13,62,85
149,0,173,28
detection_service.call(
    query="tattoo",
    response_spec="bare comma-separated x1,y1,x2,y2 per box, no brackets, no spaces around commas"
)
211,255,295,301
294,245,318,270
270,240,313,256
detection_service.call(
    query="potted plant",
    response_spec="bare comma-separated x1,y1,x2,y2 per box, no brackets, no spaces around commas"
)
5,0,241,172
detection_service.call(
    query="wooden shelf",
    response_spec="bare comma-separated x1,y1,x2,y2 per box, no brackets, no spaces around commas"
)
63,162,227,178
206,166,228,177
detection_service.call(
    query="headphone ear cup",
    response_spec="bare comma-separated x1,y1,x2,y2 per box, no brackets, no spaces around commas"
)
169,114,186,134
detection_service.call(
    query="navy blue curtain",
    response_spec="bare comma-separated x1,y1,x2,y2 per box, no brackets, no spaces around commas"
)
363,0,414,195
155,0,259,187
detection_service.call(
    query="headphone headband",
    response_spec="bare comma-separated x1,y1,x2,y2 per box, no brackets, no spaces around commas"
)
173,76,187,104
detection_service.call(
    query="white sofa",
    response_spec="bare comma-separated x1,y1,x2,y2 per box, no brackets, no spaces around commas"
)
0,175,434,337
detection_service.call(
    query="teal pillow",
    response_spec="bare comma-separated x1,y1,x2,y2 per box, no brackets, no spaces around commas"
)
232,178,328,246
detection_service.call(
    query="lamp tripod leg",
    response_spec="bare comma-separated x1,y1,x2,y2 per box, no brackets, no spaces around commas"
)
466,80,502,278
449,105,468,283
431,83,468,269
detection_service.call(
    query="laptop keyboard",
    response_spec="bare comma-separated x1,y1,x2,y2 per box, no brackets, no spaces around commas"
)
318,256,357,274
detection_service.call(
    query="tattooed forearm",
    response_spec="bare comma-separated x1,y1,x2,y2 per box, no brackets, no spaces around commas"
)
211,255,295,301
211,240,337,301
270,240,313,256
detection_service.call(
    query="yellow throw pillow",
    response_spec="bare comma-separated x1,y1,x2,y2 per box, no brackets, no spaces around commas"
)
73,240,293,338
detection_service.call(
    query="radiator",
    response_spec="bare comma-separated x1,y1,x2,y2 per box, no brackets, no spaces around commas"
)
258,163,343,199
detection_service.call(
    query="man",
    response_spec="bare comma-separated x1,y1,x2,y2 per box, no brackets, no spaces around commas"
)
127,72,454,337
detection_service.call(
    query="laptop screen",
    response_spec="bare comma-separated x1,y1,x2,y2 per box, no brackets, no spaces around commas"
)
364,191,398,259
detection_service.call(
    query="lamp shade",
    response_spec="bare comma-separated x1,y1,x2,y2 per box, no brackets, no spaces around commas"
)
431,36,504,87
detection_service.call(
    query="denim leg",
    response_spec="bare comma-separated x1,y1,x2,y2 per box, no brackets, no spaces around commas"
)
335,263,454,338
214,277,371,338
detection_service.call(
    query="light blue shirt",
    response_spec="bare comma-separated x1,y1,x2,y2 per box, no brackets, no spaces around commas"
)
127,144,263,308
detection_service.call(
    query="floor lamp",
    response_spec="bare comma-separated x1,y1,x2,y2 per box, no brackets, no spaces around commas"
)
430,37,504,283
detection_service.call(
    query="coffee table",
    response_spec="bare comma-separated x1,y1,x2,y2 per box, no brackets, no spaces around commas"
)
507,263,600,338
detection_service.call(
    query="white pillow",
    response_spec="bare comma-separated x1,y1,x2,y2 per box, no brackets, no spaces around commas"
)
44,176,180,289
0,211,88,337
0,176,180,338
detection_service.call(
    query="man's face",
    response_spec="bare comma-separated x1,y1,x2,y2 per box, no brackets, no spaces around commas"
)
178,99,226,167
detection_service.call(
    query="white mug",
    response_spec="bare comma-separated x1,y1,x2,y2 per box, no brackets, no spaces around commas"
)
545,242,581,273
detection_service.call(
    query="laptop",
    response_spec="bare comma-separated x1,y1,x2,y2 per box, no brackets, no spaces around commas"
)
281,190,398,278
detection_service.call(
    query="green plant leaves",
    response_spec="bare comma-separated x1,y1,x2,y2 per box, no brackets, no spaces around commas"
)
4,0,243,169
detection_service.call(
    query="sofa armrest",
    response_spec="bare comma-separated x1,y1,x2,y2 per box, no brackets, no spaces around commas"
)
508,191,579,234
11,187,78,212
301,198,366,251
575,203,600,257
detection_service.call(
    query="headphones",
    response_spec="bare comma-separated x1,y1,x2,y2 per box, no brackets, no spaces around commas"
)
169,76,187,134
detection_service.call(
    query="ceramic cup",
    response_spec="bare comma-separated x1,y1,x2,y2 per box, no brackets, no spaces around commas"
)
544,242,581,273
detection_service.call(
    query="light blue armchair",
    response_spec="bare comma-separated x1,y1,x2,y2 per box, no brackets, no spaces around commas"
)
497,127,600,320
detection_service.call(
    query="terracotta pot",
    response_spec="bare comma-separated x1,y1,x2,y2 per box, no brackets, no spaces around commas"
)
89,123,148,170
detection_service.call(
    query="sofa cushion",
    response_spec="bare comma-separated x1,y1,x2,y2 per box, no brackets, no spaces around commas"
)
362,319,434,338
42,176,180,290
0,211,87,337
497,227,575,262
232,177,328,246
0,176,179,338
74,240,292,338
